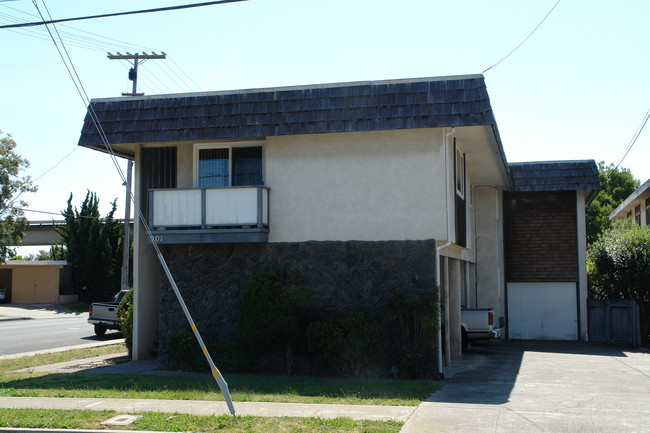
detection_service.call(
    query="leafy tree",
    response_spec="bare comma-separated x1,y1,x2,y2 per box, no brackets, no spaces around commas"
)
587,221,650,344
0,131,37,262
586,161,639,244
54,191,123,302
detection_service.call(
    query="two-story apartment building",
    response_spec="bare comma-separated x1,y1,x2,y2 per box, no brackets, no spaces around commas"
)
610,178,650,226
78,74,599,367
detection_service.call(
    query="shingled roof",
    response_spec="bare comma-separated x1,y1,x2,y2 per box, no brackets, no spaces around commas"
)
509,160,601,194
78,74,499,149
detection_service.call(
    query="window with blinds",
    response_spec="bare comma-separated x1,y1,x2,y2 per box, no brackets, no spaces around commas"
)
197,145,263,188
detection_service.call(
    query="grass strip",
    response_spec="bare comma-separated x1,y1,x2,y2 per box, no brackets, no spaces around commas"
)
0,344,437,406
0,408,403,433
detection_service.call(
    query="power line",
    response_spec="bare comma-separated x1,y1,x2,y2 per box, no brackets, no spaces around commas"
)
31,145,78,183
615,107,650,169
0,0,247,29
482,0,562,74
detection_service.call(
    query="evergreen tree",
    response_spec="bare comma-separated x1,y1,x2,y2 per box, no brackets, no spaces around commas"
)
54,191,123,302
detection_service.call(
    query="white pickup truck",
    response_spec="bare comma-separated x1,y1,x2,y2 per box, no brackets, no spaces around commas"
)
461,308,502,348
88,290,129,336
443,305,502,348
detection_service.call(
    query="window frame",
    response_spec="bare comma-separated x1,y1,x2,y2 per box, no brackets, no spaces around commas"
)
193,141,265,188
454,141,466,199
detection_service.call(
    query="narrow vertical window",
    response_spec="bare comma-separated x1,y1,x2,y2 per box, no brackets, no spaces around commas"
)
455,147,465,198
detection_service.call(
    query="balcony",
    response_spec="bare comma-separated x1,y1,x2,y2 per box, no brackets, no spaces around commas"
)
147,186,269,244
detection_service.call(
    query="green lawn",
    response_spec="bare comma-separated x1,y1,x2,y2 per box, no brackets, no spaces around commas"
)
0,344,437,406
0,408,403,433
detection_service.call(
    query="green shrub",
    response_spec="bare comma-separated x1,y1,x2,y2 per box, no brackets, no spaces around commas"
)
385,290,439,379
166,327,254,373
308,311,388,377
205,340,254,373
166,327,201,370
239,268,313,374
117,289,134,356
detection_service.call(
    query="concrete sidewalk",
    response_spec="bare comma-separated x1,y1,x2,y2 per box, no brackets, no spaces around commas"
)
0,396,414,422
0,303,85,321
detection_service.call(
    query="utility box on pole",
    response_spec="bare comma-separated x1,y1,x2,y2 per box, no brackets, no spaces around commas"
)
107,52,166,96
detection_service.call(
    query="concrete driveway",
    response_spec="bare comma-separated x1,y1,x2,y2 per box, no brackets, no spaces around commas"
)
401,341,650,433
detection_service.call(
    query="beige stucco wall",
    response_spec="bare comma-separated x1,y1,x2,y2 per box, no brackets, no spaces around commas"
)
1,263,65,304
474,186,505,317
265,129,448,242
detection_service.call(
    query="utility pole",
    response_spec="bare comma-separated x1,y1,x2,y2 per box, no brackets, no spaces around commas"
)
107,51,166,96
121,160,133,291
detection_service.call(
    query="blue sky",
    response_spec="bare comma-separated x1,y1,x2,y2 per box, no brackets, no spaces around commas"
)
1,0,649,242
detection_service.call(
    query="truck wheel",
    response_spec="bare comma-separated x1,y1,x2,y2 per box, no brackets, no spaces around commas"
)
461,328,469,350
94,325,107,336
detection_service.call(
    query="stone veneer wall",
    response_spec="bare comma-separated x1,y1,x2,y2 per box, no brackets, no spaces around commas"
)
158,240,437,359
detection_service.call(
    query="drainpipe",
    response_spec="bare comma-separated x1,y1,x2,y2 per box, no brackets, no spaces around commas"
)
436,241,451,379
436,127,455,379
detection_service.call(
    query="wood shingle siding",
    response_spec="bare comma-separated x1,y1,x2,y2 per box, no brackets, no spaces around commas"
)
503,191,578,282
78,75,498,148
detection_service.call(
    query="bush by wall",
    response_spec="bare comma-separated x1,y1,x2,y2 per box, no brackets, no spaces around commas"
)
117,289,134,357
307,311,388,377
166,327,254,373
239,268,313,375
385,289,439,378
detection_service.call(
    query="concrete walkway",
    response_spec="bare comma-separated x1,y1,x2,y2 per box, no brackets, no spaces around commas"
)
400,340,650,433
0,396,414,422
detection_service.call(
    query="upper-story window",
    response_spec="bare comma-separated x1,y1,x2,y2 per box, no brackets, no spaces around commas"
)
195,143,263,187
455,145,465,199
646,198,650,227
634,204,641,226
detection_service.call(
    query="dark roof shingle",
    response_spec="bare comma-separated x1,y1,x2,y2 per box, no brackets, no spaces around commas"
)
509,160,601,192
78,75,498,147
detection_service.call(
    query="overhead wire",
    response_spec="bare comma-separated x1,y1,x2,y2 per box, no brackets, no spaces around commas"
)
1,4,202,94
0,0,247,29
482,0,562,74
615,107,650,169
170,57,201,91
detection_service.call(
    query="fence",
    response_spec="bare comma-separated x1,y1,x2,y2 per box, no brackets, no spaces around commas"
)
587,298,640,346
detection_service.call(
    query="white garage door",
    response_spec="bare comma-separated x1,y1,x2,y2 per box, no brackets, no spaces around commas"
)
507,282,578,340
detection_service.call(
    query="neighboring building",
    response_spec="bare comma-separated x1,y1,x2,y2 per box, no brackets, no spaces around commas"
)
77,74,599,364
505,161,599,340
0,261,74,304
610,178,650,227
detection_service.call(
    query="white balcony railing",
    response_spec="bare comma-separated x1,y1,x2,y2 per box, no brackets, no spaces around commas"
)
149,186,269,230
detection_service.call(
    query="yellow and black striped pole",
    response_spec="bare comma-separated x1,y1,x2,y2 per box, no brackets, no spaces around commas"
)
157,249,236,417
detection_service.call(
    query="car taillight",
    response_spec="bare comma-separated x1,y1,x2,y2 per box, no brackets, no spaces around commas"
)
488,312,494,326
89,305,93,314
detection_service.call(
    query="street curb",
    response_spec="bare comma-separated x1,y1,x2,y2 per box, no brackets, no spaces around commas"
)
0,339,125,361
0,316,32,322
